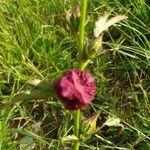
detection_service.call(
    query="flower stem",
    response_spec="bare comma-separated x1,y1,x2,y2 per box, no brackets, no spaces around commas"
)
73,109,80,150
73,0,88,150
78,0,88,65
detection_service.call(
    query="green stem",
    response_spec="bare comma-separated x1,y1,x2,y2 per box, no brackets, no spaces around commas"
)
73,0,88,150
78,0,87,64
73,109,80,150
80,59,90,71
74,110,80,136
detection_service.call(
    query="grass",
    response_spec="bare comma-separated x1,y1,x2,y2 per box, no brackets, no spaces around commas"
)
0,0,150,149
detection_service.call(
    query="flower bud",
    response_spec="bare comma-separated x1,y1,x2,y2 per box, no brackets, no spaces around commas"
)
54,69,96,110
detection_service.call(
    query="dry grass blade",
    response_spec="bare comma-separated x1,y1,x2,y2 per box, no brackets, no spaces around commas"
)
94,13,128,37
94,13,110,37
106,15,128,29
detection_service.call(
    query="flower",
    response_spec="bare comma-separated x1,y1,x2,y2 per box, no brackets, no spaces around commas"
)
54,69,96,110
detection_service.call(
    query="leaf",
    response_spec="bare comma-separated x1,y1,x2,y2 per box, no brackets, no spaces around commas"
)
27,78,41,87
27,79,52,91
61,135,78,143
54,15,70,31
94,13,128,37
106,15,128,29
2,79,57,108
91,34,103,54
104,117,121,127
82,111,100,134
20,136,35,150
94,13,110,38
66,6,81,21
102,116,125,133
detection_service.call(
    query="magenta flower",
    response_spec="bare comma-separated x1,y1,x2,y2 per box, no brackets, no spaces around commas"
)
54,69,96,110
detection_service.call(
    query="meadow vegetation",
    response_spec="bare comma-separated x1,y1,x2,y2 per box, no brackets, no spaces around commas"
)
0,0,150,149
